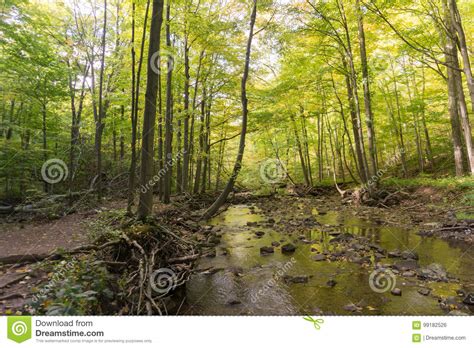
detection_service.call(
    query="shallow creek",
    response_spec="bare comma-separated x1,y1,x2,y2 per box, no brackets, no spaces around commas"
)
184,204,474,315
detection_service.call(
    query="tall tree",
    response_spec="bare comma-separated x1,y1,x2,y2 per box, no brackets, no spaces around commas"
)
203,0,257,219
137,0,165,219
356,0,377,177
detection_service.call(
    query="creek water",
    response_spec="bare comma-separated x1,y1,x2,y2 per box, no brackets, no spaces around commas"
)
184,204,474,315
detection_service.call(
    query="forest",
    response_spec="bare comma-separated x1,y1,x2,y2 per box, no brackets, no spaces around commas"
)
0,0,473,316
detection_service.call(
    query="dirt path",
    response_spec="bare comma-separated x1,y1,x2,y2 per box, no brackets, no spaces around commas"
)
0,199,128,314
0,213,91,261
0,199,127,262
0,211,93,315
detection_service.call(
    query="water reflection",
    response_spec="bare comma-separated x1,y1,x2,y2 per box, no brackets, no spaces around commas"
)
185,205,473,315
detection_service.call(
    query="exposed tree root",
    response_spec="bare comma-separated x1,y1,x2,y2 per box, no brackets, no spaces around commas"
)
336,185,410,207
93,218,200,315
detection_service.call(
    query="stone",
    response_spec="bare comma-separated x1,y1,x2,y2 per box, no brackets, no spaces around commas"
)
260,246,274,255
349,256,362,264
283,275,309,284
369,243,385,254
254,231,265,237
326,279,337,287
448,310,469,316
351,243,366,251
418,263,447,281
374,253,385,260
393,259,419,271
271,241,280,247
281,243,296,253
391,288,402,296
313,254,326,261
330,233,353,243
303,217,317,225
328,230,342,236
343,303,362,312
388,250,401,258
402,271,416,277
401,250,419,260
417,288,431,296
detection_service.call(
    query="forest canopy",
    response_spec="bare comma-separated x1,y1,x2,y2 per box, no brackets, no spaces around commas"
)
1,0,473,215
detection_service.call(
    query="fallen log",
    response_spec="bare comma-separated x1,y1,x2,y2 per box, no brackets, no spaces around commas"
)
0,273,28,288
0,253,52,265
0,239,123,265
0,292,25,301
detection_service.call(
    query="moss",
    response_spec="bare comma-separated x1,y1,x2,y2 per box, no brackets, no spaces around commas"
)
382,176,474,189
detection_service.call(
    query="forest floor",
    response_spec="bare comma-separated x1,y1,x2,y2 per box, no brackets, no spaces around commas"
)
0,199,126,262
0,182,472,315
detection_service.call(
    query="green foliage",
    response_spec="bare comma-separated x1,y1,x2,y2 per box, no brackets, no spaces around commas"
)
86,209,128,242
31,257,115,315
383,176,474,189
1,0,473,201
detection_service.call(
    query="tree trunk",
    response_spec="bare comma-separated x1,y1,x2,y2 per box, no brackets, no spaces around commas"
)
390,61,408,176
137,0,165,219
300,108,313,185
96,0,107,201
420,66,434,168
163,1,174,203
290,111,309,186
182,35,191,193
42,103,48,193
338,0,369,184
193,95,205,194
201,92,212,193
331,75,358,183
343,56,368,183
444,1,469,175
449,0,474,112
356,0,377,177
176,117,182,193
202,0,257,219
